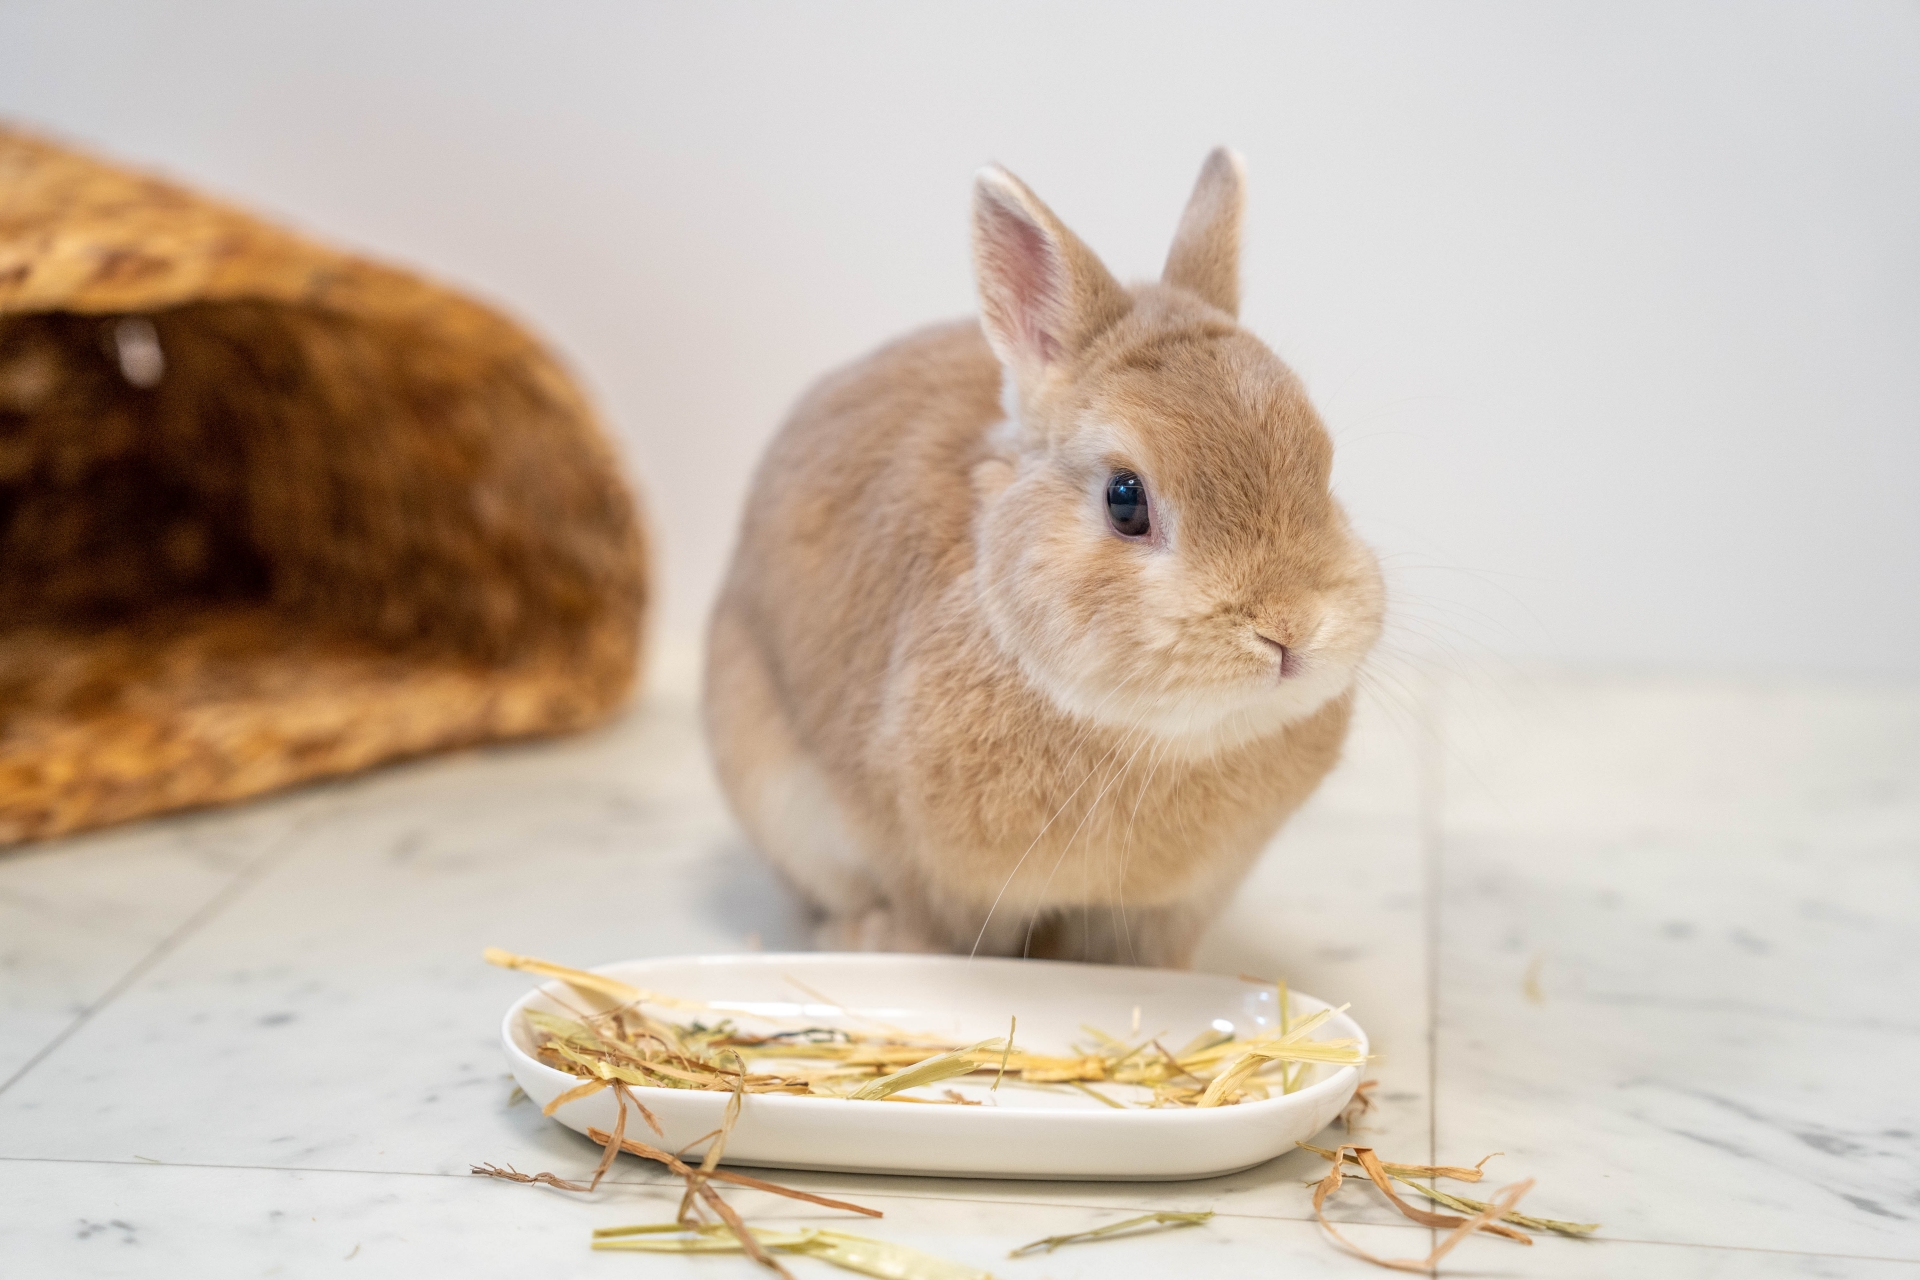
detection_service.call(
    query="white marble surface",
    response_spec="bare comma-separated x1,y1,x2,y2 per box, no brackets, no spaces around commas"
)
2,660,1915,1277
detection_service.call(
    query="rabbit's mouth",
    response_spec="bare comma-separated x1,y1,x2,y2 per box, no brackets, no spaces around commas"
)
1012,639,1362,758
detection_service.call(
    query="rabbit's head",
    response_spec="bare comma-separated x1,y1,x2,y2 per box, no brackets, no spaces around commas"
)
970,149,1383,752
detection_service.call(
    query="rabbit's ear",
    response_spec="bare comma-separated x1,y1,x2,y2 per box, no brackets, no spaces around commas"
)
1162,147,1246,316
972,166,1129,376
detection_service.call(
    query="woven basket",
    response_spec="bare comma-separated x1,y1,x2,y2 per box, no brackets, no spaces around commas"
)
0,129,648,844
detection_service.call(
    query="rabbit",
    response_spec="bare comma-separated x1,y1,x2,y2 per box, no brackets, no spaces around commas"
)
704,148,1383,968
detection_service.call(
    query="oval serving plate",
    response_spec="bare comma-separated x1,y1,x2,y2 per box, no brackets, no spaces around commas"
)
501,952,1366,1181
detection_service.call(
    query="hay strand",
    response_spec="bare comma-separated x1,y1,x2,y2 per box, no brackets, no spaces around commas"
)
847,1038,1005,1102
1389,1175,1600,1237
591,1224,990,1279
1303,1141,1591,1270
1010,1210,1214,1256
584,1127,881,1218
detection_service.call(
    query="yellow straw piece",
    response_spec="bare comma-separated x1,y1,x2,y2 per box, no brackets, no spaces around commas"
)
483,947,707,1010
590,1224,991,1279
848,1039,1005,1101
1011,1210,1214,1257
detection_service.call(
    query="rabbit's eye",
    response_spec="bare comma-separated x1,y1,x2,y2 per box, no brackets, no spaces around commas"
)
1106,470,1150,538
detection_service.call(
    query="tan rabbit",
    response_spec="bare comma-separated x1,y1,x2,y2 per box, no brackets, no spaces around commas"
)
705,149,1383,967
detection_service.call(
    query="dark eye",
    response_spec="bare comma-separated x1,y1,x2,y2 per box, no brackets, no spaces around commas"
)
1105,470,1150,538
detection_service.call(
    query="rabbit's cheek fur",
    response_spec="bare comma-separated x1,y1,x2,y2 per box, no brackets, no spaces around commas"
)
972,464,1109,706
972,461,1376,756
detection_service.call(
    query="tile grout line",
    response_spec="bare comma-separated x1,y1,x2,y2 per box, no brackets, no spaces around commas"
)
0,809,325,1098
4,1154,1917,1268
1418,661,1446,1261
1,1152,1413,1228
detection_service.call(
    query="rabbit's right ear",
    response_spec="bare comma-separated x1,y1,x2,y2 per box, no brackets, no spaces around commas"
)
972,166,1129,382
1162,147,1246,316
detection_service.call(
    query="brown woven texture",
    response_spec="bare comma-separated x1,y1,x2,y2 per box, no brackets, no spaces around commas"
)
0,129,648,845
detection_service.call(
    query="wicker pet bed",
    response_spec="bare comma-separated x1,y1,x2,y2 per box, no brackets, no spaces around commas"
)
0,130,648,845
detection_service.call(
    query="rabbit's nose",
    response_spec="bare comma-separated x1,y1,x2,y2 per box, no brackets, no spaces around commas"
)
1256,632,1300,679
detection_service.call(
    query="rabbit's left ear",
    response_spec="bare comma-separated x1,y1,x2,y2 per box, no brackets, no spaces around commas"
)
972,164,1129,377
1162,147,1246,316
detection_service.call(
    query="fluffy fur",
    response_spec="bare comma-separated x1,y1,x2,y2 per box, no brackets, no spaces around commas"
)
705,149,1381,966
0,130,647,844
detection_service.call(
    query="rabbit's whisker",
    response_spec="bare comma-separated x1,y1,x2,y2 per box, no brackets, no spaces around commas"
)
967,681,1134,959
1016,712,1151,958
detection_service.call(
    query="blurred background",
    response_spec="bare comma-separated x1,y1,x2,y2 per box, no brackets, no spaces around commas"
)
3,0,1915,677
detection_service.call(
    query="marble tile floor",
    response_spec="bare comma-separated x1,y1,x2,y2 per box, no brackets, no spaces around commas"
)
1,660,1915,1278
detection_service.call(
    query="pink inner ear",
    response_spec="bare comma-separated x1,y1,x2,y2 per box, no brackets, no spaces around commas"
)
984,202,1063,364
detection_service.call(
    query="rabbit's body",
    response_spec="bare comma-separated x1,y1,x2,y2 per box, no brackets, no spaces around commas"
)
706,152,1381,966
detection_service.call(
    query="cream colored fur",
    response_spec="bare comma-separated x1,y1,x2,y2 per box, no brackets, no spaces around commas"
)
705,149,1383,966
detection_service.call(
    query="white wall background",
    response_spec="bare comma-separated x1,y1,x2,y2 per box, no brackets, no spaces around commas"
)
3,2,1915,676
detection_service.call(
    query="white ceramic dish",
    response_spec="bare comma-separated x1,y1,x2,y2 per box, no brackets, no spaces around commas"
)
501,952,1366,1181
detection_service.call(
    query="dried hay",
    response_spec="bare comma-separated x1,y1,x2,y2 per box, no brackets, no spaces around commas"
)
1009,1210,1214,1257
486,948,1364,1109
1302,1141,1600,1270
478,949,1599,1275
593,1224,991,1280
